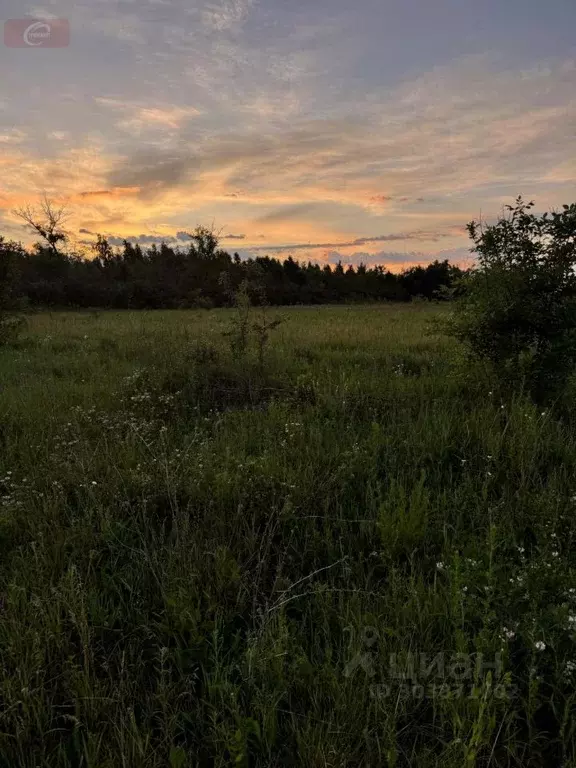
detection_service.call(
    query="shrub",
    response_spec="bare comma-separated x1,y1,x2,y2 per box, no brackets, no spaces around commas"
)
0,237,25,347
447,197,576,404
0,315,25,346
219,268,282,372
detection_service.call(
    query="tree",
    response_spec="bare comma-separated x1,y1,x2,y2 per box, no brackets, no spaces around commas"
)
447,197,576,403
187,226,224,260
92,235,115,267
13,194,69,256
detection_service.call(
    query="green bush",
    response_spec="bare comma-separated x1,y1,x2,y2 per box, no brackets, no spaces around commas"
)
448,197,576,404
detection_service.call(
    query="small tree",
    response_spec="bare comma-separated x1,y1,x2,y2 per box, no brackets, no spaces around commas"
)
219,264,282,370
448,197,576,403
219,272,252,361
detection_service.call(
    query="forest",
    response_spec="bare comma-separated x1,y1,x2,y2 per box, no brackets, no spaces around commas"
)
0,227,464,309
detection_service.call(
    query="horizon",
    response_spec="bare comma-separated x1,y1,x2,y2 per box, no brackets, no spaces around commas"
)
1,0,575,271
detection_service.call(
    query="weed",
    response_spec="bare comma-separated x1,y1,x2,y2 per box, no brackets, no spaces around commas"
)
0,304,574,765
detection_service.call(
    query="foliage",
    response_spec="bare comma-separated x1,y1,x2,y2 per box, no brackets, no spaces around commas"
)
0,237,25,346
447,197,576,403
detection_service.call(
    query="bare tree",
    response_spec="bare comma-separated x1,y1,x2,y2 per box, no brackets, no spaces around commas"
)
13,194,70,256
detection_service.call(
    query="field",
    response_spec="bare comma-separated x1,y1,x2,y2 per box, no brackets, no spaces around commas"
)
1,304,575,767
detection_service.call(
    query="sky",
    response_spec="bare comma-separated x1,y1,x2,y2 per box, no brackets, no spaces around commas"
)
1,0,575,269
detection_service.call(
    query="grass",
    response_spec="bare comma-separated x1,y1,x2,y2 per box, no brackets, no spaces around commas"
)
0,303,576,766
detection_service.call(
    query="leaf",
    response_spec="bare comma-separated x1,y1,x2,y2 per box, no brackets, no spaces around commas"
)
169,746,187,768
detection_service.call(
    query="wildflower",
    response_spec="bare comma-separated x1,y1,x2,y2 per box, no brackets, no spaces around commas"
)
501,627,516,641
517,546,525,554
436,562,445,571
567,615,576,627
91,481,98,486
534,641,546,651
565,660,576,675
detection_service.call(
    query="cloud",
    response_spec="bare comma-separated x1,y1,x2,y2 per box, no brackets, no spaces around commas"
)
76,227,209,246
75,188,141,200
231,244,473,271
95,98,201,135
201,0,255,32
106,149,197,194
0,129,27,145
78,228,183,246
250,229,453,252
319,246,473,269
102,52,576,223
223,233,245,239
2,4,575,257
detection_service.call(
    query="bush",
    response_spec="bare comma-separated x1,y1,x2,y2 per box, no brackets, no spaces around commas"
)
0,237,25,347
0,315,25,346
447,197,576,404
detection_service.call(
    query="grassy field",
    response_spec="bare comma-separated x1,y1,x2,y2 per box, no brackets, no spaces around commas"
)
1,304,576,767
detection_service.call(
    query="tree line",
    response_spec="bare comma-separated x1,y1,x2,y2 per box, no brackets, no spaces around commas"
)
0,200,465,309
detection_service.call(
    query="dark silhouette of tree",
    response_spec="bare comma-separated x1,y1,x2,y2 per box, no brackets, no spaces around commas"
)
13,195,69,257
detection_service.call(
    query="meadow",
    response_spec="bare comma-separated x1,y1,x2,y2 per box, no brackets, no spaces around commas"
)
0,303,575,767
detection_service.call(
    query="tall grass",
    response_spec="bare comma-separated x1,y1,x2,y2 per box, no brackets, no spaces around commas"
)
0,304,575,766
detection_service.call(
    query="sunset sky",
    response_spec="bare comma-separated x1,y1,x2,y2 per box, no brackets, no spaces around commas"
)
1,0,575,269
